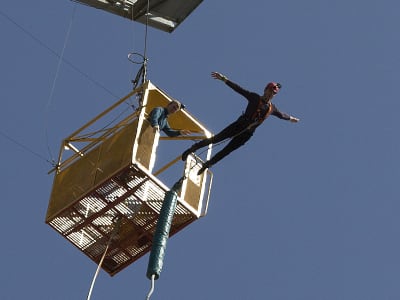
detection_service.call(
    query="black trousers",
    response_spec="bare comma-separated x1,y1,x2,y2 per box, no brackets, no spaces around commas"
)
191,116,255,166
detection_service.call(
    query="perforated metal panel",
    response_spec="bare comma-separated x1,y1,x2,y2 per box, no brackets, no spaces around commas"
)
72,0,203,33
48,165,196,275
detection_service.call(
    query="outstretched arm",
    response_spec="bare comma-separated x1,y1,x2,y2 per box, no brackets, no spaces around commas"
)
211,71,255,101
162,123,185,137
211,71,228,82
271,104,300,122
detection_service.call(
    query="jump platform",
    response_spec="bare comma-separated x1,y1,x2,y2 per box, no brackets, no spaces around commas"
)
45,81,213,275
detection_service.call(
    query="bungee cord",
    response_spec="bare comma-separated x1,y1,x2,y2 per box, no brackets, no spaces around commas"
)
145,275,156,300
145,177,185,300
4,1,210,299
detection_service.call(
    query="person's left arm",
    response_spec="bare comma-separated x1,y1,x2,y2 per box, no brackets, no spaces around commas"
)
161,122,179,137
271,104,300,122
162,122,187,137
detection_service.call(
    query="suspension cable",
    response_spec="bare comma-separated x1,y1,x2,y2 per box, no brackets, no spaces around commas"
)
44,4,77,164
142,0,150,82
129,0,151,90
0,129,54,165
0,6,123,167
0,8,119,99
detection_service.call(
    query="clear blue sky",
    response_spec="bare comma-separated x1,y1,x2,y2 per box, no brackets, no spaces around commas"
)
1,1,399,299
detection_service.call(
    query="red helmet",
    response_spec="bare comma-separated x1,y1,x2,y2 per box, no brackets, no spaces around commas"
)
265,82,282,94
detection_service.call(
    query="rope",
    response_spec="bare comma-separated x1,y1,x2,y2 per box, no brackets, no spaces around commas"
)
129,0,150,89
86,216,122,300
44,4,77,164
145,275,156,300
129,52,147,89
0,6,124,168
0,8,119,99
77,103,140,140
127,0,137,90
143,0,150,69
0,129,54,165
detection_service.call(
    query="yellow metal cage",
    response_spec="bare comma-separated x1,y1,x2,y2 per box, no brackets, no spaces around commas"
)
46,81,213,275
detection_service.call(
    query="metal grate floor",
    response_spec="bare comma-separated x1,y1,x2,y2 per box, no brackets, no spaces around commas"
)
47,164,196,276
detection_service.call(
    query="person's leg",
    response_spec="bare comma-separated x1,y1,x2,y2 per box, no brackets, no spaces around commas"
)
181,137,213,161
197,130,253,174
182,119,246,160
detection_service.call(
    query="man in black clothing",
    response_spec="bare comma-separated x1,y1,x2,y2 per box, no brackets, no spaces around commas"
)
181,71,300,175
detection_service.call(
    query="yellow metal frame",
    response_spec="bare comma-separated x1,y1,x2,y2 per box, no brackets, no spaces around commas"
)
45,80,214,275
50,81,212,176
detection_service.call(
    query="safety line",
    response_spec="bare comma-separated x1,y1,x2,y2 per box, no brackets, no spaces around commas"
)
0,8,120,99
86,217,122,300
44,4,77,164
145,275,155,300
0,129,53,165
143,0,150,66
130,0,151,89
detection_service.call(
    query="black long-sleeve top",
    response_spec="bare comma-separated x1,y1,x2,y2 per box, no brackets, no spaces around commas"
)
225,80,291,123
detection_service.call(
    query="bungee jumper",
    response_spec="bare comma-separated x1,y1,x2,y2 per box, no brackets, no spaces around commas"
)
181,71,300,175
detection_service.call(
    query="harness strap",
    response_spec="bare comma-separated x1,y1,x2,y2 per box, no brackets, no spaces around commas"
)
262,101,274,121
247,100,274,130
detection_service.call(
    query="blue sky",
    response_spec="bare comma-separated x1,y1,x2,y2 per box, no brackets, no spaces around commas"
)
1,1,399,299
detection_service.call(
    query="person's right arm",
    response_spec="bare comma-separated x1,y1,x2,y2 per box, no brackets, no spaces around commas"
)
211,71,253,100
